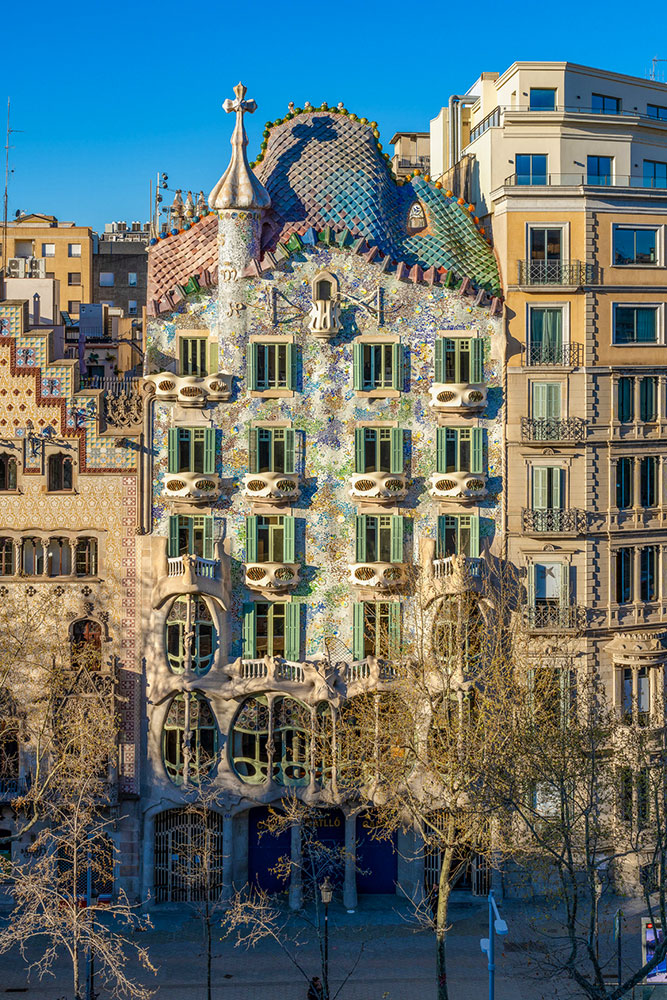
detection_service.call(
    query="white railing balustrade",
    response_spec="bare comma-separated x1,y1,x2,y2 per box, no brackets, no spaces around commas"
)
166,555,218,579
433,555,482,579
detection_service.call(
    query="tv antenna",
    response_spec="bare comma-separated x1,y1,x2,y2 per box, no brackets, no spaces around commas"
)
2,99,23,277
650,58,667,81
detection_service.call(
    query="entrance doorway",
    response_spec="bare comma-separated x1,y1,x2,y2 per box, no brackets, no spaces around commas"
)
247,806,291,892
355,811,397,893
154,808,224,903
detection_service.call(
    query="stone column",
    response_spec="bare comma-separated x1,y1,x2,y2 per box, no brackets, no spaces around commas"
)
222,811,233,902
141,811,154,910
288,822,302,911
343,813,357,912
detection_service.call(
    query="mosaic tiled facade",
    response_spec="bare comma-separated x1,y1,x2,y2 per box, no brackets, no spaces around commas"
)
138,88,504,905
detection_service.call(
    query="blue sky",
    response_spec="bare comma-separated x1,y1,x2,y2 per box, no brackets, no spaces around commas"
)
4,0,667,231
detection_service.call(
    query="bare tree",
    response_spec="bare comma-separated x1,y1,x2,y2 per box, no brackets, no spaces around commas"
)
493,649,667,999
222,796,364,1000
336,558,522,1000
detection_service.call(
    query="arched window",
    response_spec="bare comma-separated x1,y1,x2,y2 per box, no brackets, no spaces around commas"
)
313,702,334,787
0,455,17,491
166,596,216,675
70,619,103,671
230,695,270,784
162,693,218,786
273,696,311,787
0,538,14,576
22,537,43,575
433,593,483,674
47,454,73,492
407,200,427,235
75,538,97,577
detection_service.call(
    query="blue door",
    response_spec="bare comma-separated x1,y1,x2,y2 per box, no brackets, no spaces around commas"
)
356,811,397,893
247,807,291,892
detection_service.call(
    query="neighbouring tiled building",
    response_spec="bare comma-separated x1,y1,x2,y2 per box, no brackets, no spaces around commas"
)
139,86,503,904
0,289,144,892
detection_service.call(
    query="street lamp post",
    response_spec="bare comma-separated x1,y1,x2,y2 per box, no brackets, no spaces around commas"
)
320,877,333,1000
480,890,508,1000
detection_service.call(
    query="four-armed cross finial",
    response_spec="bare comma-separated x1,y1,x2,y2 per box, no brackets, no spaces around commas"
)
222,82,257,120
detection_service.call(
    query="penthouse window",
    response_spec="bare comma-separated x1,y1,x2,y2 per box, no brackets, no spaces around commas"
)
529,89,556,111
591,93,620,115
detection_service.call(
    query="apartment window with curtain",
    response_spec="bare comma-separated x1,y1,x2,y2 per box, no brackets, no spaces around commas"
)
616,457,633,509
614,306,658,344
613,228,657,265
528,307,563,364
435,337,484,384
618,377,634,422
616,548,633,604
640,456,658,507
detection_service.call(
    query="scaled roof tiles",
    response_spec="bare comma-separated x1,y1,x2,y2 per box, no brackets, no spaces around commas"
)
147,110,501,315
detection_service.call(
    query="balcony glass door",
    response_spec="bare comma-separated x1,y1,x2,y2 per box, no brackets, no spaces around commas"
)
529,229,563,284
529,308,563,364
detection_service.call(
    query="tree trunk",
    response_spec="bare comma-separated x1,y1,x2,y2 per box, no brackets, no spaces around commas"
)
206,914,212,1000
435,821,455,1000
73,930,80,1000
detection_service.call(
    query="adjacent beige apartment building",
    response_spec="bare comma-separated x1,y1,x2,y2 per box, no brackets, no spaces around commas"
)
428,62,667,821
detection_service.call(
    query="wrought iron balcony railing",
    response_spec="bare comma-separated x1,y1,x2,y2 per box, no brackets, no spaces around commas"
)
522,604,587,631
518,260,593,286
521,417,585,443
522,508,587,534
526,343,582,366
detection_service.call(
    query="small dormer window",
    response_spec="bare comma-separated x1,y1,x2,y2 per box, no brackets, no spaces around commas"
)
308,271,341,338
407,201,427,235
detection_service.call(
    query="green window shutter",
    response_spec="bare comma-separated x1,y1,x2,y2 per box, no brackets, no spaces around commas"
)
283,516,295,563
353,343,363,391
203,516,213,560
390,428,403,474
284,429,295,474
391,342,404,391
388,602,401,658
353,603,365,661
242,602,256,659
355,515,367,563
469,515,480,558
247,342,257,391
246,516,258,562
203,428,216,474
546,384,561,418
168,515,179,558
390,516,404,563
437,515,446,558
209,340,219,374
354,428,365,473
436,428,447,474
248,427,258,474
179,339,188,375
285,603,300,661
533,467,548,509
532,383,548,420
167,428,178,473
559,564,568,607
551,468,563,510
471,339,484,383
287,343,297,391
470,428,483,474
528,565,535,606
434,337,444,382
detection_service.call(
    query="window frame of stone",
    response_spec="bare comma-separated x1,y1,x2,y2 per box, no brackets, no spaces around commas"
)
354,426,403,474
436,514,480,559
434,335,484,384
352,600,400,660
167,428,216,475
242,600,300,660
355,514,404,564
168,514,214,559
353,339,403,395
246,514,295,564
46,452,74,493
162,692,218,786
0,454,18,492
528,560,569,609
165,595,217,676
249,426,295,474
248,338,296,395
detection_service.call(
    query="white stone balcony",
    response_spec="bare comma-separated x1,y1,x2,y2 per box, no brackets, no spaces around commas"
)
428,554,483,595
167,555,218,579
146,371,232,406
227,656,330,700
429,382,487,413
241,471,301,504
244,561,301,593
162,471,222,503
349,472,408,503
428,471,487,501
348,561,408,590
342,656,398,694
151,547,229,609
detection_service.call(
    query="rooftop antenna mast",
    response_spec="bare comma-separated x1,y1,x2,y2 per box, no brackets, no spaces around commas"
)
650,57,667,81
2,99,14,279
